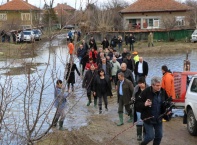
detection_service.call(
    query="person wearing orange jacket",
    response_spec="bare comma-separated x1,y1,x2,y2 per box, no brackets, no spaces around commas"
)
161,65,176,99
68,39,74,58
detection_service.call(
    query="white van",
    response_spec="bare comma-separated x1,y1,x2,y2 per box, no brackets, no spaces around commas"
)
191,29,197,43
183,74,197,136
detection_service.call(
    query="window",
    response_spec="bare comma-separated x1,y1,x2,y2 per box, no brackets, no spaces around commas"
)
21,13,31,21
0,13,7,21
154,19,159,28
142,18,160,28
176,16,185,26
191,78,197,93
34,13,39,20
149,19,153,27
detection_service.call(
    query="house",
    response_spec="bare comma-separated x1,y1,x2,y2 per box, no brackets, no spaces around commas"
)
53,3,75,28
120,0,193,31
0,0,41,30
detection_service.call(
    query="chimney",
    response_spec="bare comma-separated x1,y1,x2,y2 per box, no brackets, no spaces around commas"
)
26,0,28,3
7,0,9,3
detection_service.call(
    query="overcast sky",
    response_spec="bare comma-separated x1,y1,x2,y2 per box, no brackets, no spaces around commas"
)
1,0,186,9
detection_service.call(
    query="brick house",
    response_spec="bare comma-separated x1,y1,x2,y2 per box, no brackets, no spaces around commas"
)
53,3,75,28
120,0,193,31
0,0,41,30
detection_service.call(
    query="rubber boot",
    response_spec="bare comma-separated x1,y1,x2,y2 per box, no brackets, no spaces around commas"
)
52,118,58,127
87,95,92,106
127,114,133,123
117,113,124,126
99,106,102,114
136,125,143,141
140,142,146,145
105,104,108,111
94,98,97,108
59,121,65,131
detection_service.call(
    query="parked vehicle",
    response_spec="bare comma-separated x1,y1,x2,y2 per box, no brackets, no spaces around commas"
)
190,29,197,43
33,29,42,41
183,72,197,136
23,30,35,43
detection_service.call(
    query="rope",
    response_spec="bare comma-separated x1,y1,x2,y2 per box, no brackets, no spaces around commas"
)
105,116,154,145
105,107,181,145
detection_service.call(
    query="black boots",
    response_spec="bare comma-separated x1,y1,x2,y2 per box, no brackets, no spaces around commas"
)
105,104,108,111
137,125,143,141
59,121,65,131
94,97,97,108
53,118,58,127
99,106,102,114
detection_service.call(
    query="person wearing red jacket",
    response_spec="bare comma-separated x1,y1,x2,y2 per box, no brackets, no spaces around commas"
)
89,48,97,63
85,58,98,70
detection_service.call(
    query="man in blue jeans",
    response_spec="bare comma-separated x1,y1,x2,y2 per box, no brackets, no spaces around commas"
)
135,77,170,145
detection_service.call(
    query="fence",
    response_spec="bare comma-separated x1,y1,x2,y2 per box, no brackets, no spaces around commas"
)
87,29,195,42
153,29,194,41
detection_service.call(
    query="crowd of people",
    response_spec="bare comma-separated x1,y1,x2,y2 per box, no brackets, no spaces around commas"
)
54,34,175,145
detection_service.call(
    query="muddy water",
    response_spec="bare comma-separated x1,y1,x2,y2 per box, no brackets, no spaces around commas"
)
0,34,197,144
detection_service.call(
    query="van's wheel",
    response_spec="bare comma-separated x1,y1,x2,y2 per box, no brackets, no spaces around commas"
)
187,109,197,136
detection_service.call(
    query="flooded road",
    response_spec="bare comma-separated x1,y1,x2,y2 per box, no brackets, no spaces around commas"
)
0,34,197,144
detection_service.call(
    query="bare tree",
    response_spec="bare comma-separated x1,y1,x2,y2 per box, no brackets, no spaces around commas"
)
162,16,177,30
186,0,197,28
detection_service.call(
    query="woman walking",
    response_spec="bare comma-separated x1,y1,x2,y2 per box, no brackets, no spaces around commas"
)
132,77,148,141
65,60,80,92
93,69,112,114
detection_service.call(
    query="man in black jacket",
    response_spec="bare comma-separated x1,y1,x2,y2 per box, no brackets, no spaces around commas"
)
135,77,170,145
115,63,135,86
123,53,135,72
101,37,109,49
98,57,112,79
77,44,86,68
128,33,135,51
82,64,98,107
134,57,148,83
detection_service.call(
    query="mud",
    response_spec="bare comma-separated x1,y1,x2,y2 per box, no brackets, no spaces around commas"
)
37,87,197,145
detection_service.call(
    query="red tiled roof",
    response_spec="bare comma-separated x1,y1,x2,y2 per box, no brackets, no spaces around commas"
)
121,0,193,14
0,0,40,11
54,9,68,17
54,3,75,11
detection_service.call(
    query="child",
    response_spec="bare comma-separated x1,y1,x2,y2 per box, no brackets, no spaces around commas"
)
53,79,69,130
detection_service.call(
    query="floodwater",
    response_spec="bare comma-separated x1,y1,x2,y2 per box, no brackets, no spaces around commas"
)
0,34,197,144
142,51,197,84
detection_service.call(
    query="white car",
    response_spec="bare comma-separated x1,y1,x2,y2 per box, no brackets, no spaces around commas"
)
33,29,42,41
23,30,35,43
191,29,197,43
183,74,197,136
